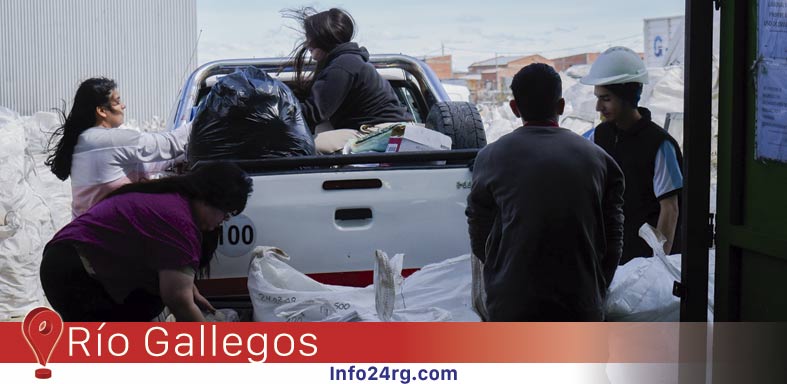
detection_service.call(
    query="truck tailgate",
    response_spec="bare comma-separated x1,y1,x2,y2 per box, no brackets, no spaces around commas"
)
209,166,473,288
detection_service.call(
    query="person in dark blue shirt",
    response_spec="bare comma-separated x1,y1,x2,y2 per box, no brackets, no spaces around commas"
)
285,7,412,153
466,63,625,321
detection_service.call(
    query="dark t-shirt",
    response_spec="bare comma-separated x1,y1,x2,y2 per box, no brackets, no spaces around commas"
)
299,42,413,131
48,192,202,301
466,126,625,321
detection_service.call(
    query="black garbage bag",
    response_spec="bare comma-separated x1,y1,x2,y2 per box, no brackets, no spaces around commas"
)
187,67,315,165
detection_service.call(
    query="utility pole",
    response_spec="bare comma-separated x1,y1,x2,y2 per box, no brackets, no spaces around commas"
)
441,41,445,56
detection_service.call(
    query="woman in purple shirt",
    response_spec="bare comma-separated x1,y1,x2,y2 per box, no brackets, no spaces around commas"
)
40,162,253,321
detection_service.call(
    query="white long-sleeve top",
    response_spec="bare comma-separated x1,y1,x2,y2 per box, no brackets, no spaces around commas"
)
69,123,191,218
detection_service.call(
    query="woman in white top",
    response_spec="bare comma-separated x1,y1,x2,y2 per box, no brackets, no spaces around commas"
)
45,77,191,218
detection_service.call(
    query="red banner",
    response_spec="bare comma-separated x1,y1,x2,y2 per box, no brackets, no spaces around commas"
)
0,320,701,364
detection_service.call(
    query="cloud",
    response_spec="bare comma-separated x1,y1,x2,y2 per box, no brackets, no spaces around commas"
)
479,32,540,46
554,26,577,33
444,38,472,45
458,26,482,36
198,38,297,64
195,0,684,72
365,31,420,41
455,14,484,23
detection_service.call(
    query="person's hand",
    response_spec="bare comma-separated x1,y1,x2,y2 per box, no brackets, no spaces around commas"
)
171,154,189,174
193,285,216,314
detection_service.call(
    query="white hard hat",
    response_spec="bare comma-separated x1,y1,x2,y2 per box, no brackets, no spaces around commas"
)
580,46,648,86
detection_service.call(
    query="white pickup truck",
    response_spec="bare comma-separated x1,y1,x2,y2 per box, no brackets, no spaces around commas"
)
170,55,486,301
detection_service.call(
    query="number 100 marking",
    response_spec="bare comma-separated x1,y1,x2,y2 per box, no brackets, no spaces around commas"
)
219,224,254,245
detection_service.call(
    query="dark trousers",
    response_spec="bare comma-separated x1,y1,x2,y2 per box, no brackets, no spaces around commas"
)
486,296,605,322
40,242,164,321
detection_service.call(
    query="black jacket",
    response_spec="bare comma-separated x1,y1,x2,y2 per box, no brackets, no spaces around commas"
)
593,108,683,263
466,126,625,321
299,42,413,131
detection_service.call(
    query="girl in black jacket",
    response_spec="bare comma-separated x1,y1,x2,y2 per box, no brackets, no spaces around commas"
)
286,7,413,153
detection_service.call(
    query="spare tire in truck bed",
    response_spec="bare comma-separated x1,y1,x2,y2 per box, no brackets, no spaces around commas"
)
425,101,487,149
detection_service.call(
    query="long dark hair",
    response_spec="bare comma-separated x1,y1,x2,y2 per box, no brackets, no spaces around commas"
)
283,7,355,96
45,77,117,180
107,162,254,268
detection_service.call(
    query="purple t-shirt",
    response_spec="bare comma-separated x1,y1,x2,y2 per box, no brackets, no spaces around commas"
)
49,192,202,301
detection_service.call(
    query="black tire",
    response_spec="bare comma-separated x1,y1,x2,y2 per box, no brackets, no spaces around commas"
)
425,101,487,149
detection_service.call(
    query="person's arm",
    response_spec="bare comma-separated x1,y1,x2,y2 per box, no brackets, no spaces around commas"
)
159,269,205,322
465,153,497,263
115,122,192,167
601,157,625,286
657,195,679,254
299,67,354,130
192,284,216,314
653,140,684,255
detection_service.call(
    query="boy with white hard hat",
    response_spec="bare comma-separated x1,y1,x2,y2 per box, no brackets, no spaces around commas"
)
581,46,684,263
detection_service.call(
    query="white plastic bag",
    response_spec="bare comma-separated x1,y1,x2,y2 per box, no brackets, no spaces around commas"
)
247,247,480,322
470,253,488,321
206,308,240,322
374,250,404,321
605,224,682,321
0,114,58,319
248,246,377,322
275,299,369,322
162,308,240,322
399,254,479,322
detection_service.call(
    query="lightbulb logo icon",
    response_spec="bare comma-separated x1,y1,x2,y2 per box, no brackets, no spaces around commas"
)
22,307,64,379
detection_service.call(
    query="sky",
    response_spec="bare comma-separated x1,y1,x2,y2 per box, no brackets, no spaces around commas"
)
196,0,685,71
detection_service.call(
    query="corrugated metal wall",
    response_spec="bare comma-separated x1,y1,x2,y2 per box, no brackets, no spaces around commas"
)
0,0,197,123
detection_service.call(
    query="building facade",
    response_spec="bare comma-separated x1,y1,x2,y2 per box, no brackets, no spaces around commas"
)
467,55,553,102
552,52,601,72
0,0,197,124
424,55,453,80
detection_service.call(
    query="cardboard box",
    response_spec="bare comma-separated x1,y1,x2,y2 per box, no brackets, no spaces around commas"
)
385,124,452,152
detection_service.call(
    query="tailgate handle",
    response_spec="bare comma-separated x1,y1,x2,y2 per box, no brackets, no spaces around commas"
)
323,179,382,190
335,208,373,221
